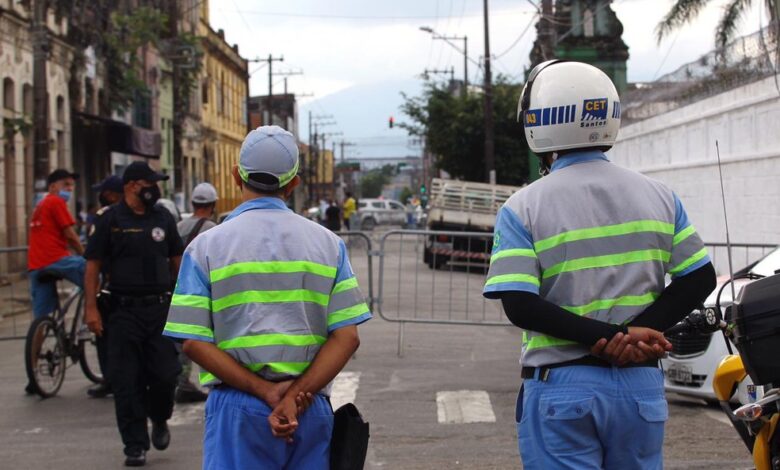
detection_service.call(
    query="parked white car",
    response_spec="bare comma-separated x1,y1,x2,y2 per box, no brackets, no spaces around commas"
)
357,199,407,230
662,247,780,403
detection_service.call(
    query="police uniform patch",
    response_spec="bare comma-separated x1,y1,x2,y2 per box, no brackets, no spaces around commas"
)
151,227,166,242
89,225,96,237
494,231,501,249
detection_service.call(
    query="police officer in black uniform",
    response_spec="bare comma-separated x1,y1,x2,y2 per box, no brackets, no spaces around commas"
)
84,162,183,467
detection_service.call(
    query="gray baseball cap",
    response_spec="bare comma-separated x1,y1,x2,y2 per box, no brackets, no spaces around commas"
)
191,182,218,204
238,125,299,191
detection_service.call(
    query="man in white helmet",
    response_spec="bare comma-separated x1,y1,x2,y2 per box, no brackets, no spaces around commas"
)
483,61,716,469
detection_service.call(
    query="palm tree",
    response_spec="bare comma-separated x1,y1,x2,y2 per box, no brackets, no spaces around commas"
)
656,0,780,49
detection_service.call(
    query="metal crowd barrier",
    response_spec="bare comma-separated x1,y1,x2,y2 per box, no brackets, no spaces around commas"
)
334,231,375,312
376,229,509,356
703,242,778,275
0,246,31,340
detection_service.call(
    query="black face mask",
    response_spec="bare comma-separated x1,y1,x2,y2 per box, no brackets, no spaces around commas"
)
99,194,112,207
138,184,161,207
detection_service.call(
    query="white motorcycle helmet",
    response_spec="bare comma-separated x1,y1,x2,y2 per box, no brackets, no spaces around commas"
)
518,60,621,154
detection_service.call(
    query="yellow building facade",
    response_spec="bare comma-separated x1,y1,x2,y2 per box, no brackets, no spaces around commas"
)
199,2,248,214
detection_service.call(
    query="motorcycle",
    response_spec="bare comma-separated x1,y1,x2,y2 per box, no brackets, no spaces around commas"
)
665,272,780,470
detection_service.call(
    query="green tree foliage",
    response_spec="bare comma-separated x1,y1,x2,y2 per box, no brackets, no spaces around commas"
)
360,169,391,198
657,0,779,50
400,78,529,186
399,186,413,204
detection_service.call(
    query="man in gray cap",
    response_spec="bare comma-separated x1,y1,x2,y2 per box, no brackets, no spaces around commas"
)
164,126,372,468
173,182,219,404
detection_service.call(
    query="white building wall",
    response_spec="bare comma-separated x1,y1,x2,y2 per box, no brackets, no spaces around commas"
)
610,75,780,252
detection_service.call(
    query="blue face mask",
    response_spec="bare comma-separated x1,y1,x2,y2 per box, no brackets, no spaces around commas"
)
58,190,72,202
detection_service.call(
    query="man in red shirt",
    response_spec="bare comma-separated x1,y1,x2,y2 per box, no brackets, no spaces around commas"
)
28,169,86,319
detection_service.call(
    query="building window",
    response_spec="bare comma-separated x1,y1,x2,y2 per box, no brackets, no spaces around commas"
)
133,88,153,129
3,78,14,110
216,73,224,115
56,95,65,123
85,79,95,114
56,130,65,167
201,78,209,104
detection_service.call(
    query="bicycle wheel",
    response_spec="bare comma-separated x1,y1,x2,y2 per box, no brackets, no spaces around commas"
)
78,331,104,385
25,317,66,398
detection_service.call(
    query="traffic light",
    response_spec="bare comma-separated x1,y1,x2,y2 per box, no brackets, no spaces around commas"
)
388,116,394,129
420,184,426,194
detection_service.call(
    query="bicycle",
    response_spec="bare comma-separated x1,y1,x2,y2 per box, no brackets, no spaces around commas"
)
24,270,104,398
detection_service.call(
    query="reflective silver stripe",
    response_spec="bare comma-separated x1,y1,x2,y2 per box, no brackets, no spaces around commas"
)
327,287,366,314
540,262,667,307
214,303,327,341
537,231,672,272
669,230,707,271
486,256,539,280
211,272,334,299
166,304,211,328
227,344,321,366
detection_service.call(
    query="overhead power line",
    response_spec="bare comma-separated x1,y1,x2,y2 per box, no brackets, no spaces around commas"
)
237,9,535,21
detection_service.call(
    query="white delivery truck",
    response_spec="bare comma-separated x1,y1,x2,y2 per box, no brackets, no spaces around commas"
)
423,178,521,269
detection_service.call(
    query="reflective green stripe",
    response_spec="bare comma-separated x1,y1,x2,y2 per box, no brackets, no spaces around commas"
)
490,248,537,264
328,303,370,326
212,289,330,312
170,294,210,310
199,361,310,384
542,249,671,279
332,277,359,294
672,225,696,246
163,322,214,339
526,335,576,350
210,261,336,283
561,292,660,316
669,247,709,275
534,220,675,253
484,273,541,287
218,333,326,350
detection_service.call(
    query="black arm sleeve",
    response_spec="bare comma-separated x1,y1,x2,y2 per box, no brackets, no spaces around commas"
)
629,262,717,331
499,292,627,347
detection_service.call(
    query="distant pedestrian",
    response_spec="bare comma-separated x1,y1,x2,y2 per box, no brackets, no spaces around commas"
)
173,182,219,404
84,161,183,466
25,169,85,394
325,200,342,232
485,60,716,469
164,126,371,468
342,192,356,230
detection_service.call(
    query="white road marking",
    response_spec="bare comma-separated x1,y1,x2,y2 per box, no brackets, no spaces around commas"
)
436,390,496,424
331,371,361,410
169,402,206,427
704,409,733,426
22,427,45,434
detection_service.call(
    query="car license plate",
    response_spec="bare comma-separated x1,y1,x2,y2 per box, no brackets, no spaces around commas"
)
666,364,693,383
432,242,453,250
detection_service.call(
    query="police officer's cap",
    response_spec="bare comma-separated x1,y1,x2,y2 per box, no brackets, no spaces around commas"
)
238,125,299,192
122,161,169,185
92,175,124,194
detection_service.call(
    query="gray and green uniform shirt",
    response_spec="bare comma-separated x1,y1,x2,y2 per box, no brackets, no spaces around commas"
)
483,150,710,368
163,197,372,389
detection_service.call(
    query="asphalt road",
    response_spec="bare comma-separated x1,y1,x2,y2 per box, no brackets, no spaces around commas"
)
0,229,756,469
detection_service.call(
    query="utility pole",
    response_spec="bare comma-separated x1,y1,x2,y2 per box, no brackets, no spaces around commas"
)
249,55,284,125
483,0,495,184
339,141,355,163
423,68,455,84
32,0,50,198
420,27,470,96
539,0,555,61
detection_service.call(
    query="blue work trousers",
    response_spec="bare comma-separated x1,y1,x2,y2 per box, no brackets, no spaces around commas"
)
28,255,85,318
204,386,333,470
517,365,668,470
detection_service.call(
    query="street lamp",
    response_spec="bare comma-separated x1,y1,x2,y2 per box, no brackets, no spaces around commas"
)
419,26,470,94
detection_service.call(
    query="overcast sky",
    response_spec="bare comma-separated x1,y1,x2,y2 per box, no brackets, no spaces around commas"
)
210,0,766,157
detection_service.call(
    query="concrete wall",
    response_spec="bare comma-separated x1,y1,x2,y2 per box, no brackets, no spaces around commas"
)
610,75,780,252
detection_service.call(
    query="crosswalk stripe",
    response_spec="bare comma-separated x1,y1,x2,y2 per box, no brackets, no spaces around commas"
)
436,390,496,424
331,371,361,410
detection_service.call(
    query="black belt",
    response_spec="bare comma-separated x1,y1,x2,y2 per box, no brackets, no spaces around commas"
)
114,292,172,307
521,355,659,381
